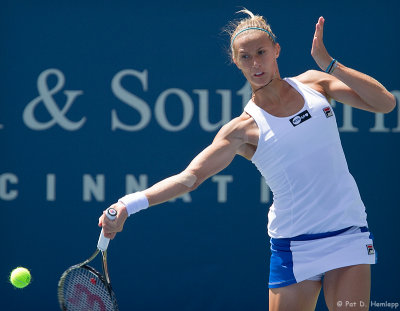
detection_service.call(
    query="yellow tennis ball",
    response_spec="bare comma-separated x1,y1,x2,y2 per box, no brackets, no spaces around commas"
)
10,267,31,289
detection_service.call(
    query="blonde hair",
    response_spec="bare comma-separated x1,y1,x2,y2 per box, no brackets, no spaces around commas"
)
226,9,276,60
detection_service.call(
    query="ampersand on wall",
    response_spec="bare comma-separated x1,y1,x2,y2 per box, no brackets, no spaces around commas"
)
23,68,86,131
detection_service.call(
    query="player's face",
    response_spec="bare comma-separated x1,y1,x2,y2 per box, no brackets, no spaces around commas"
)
233,32,280,89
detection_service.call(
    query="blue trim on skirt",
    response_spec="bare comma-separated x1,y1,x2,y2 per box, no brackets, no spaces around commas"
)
269,226,370,288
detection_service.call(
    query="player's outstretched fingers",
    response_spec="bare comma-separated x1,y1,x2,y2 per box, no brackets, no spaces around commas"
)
311,16,332,71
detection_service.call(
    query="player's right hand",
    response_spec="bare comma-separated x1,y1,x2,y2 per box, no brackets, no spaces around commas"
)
98,202,129,239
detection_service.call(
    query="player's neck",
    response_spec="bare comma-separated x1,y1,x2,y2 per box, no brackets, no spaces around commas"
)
252,78,284,109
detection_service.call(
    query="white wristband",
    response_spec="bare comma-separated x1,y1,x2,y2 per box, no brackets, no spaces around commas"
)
118,192,149,216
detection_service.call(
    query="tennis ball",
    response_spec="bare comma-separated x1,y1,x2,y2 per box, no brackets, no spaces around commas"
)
10,267,31,289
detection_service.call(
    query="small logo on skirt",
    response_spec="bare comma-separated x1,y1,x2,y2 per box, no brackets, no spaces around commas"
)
366,244,375,255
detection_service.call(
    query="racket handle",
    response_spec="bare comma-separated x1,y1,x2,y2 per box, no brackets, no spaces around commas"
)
97,207,118,251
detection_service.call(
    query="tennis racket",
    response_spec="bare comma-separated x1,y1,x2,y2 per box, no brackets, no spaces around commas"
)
58,207,119,311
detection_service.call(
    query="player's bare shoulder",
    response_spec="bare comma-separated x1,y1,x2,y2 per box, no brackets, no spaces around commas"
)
295,70,330,98
228,112,259,160
213,113,259,160
239,112,259,146
221,113,258,143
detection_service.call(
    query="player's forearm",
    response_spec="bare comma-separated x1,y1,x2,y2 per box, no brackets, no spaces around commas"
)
121,122,241,215
143,173,197,206
332,62,396,113
118,171,198,216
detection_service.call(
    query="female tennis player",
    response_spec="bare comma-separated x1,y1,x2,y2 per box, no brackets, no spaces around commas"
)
99,10,395,311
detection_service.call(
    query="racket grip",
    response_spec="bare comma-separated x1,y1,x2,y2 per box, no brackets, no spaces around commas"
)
97,207,118,251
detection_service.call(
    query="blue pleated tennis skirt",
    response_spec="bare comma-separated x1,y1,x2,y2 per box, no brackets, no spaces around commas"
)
269,226,377,288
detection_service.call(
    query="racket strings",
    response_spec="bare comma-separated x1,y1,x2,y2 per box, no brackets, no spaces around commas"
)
59,267,117,311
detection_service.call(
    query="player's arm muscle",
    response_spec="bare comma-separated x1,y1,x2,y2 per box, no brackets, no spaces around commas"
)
300,69,395,114
143,117,247,206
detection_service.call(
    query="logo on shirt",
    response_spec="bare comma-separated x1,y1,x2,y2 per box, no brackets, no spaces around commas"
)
289,110,311,127
323,106,333,118
366,244,375,255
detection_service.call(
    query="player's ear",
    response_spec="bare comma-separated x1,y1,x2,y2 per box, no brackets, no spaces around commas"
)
232,55,241,69
274,43,281,59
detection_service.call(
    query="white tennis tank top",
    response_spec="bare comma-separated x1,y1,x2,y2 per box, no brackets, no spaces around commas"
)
244,77,368,238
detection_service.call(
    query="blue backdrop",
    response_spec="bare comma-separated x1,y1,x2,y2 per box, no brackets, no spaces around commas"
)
1,0,399,310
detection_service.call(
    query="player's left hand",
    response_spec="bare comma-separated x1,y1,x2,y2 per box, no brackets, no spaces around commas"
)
99,202,128,239
311,16,333,71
